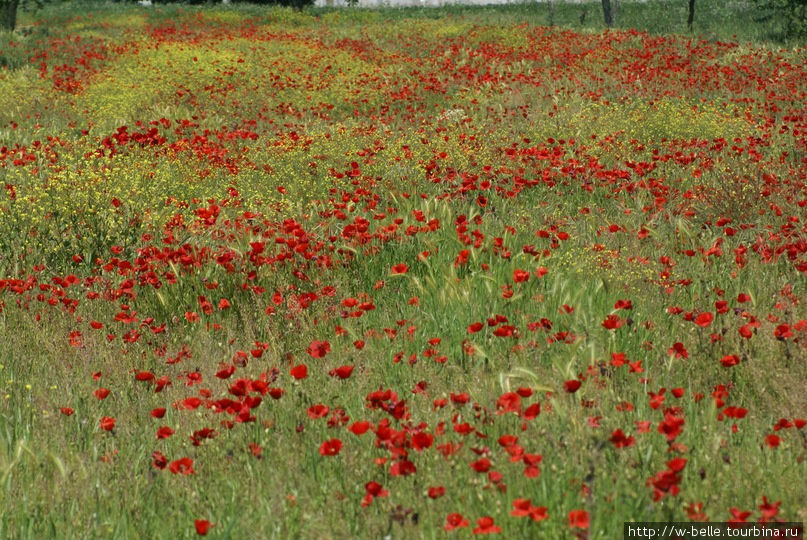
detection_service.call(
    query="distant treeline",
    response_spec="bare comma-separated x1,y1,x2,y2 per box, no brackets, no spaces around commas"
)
143,0,316,7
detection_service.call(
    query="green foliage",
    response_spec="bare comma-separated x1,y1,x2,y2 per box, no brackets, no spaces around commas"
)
219,0,317,9
751,0,807,38
0,4,805,538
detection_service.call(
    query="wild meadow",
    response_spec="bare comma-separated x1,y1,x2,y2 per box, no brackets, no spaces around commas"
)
0,2,805,538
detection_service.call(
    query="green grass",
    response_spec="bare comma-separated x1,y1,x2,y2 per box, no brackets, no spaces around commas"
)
0,1,806,538
10,0,807,46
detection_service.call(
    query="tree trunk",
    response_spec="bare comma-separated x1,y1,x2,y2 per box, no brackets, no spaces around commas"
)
688,0,696,31
0,0,18,32
601,0,613,28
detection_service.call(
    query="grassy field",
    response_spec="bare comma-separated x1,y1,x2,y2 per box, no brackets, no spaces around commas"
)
0,1,806,538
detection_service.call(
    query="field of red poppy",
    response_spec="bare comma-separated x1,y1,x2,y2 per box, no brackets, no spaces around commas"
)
0,3,806,538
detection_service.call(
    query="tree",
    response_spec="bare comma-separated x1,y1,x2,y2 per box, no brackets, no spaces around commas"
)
601,0,613,28
1,0,18,32
752,0,807,38
688,0,696,31
231,0,314,9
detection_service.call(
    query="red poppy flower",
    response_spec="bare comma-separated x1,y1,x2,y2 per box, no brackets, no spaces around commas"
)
609,429,635,448
602,314,624,330
492,325,515,337
568,509,589,529
694,312,714,328
444,513,470,531
389,459,416,476
513,269,529,283
361,480,388,507
614,299,633,310
307,404,330,419
723,406,748,419
216,365,235,379
152,451,167,470
391,263,409,275
135,371,155,383
739,324,755,339
758,496,781,521
60,407,74,416
194,520,213,536
473,516,501,534
523,403,541,419
68,331,83,348
349,421,371,435
765,434,781,448
411,432,434,451
516,386,533,397
156,426,174,439
94,388,110,400
498,435,518,448
319,438,342,456
154,376,171,393
496,392,521,415
470,458,491,473
523,453,542,478
307,340,331,359
512,499,549,522
190,428,217,446
658,411,685,442
667,457,687,472
610,352,627,367
329,365,354,379
773,418,793,431
511,499,533,517
667,342,689,359
290,364,308,379
168,457,195,475
454,250,470,267
530,506,549,522
182,397,202,410
249,443,262,458
772,324,792,340
99,416,115,432
564,380,582,393
428,486,445,499
686,502,709,521
365,481,388,497
467,322,483,334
